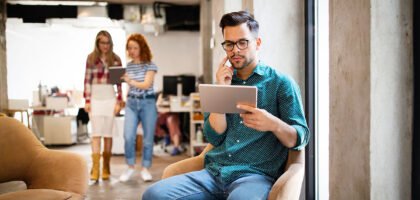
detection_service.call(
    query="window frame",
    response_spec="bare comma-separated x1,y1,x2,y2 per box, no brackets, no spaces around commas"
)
304,0,316,199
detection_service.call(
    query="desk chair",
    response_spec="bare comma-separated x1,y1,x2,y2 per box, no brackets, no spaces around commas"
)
0,114,88,200
162,144,305,200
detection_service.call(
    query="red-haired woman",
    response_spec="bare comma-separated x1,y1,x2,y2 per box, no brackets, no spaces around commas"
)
119,33,158,182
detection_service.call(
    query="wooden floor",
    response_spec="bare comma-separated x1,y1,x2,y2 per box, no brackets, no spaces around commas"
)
0,142,189,200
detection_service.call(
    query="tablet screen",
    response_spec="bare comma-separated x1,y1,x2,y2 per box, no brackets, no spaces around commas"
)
109,66,125,84
199,84,257,114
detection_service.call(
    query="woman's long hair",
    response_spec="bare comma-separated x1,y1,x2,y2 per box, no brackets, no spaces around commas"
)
88,30,119,67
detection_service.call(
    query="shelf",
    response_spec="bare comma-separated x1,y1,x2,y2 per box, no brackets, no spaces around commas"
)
189,92,206,156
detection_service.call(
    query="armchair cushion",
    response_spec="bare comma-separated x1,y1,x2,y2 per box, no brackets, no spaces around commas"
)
0,189,83,200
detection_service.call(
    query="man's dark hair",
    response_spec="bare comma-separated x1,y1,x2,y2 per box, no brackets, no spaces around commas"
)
219,11,259,37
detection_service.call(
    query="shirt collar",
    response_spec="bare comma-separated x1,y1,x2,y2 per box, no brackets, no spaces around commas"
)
253,61,266,76
233,61,266,80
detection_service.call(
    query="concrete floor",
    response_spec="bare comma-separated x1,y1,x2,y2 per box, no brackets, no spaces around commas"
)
0,143,189,200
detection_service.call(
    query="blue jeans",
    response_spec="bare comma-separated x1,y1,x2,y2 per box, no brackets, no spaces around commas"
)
124,97,157,167
142,169,273,200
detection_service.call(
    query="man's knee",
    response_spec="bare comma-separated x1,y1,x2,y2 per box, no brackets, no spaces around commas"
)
142,184,162,200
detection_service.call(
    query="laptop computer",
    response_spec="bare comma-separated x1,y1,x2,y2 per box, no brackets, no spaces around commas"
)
198,84,258,114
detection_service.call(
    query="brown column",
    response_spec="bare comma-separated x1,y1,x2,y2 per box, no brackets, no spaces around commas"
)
329,0,371,199
200,0,213,83
0,0,8,112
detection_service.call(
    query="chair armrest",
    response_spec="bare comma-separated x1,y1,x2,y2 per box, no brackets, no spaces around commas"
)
25,150,88,196
162,144,214,179
162,156,205,179
268,163,304,200
268,149,305,200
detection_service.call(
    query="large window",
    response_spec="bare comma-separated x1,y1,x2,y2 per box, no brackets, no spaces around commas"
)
305,0,329,199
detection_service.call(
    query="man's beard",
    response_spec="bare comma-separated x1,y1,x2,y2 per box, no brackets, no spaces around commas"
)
230,54,254,70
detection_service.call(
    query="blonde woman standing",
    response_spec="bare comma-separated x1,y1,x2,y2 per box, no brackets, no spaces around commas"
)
83,30,122,181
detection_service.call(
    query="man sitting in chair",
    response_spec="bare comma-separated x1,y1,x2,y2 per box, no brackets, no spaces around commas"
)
143,11,310,200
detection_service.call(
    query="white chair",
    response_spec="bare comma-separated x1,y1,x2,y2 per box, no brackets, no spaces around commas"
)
6,99,30,128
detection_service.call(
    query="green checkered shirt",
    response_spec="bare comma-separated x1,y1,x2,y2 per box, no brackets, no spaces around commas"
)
203,61,310,184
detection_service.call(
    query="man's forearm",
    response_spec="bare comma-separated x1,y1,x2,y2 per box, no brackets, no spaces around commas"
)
272,118,298,148
209,113,227,134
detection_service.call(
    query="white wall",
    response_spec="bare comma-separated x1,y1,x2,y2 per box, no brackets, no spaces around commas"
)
224,0,242,13
254,0,305,89
145,31,201,92
6,18,126,102
6,18,200,103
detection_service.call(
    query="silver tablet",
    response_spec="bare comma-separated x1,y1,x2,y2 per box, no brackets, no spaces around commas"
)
198,84,257,114
109,66,126,84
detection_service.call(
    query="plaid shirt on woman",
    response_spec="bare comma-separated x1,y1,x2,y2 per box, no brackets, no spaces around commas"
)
83,56,122,104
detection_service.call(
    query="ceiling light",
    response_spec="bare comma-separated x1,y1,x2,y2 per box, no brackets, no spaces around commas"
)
7,1,107,6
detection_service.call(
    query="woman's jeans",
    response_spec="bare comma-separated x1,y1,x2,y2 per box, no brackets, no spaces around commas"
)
142,169,273,200
124,97,157,168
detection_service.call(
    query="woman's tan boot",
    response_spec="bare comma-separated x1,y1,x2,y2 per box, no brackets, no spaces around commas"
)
102,152,112,180
90,153,101,181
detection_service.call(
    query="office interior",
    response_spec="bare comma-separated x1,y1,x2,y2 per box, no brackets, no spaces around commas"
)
0,0,418,200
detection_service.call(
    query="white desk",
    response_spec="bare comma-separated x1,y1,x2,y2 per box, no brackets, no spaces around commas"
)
30,106,78,145
111,116,144,155
111,117,125,154
42,116,77,145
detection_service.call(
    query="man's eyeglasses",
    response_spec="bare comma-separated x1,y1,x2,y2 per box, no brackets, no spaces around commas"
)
221,39,249,51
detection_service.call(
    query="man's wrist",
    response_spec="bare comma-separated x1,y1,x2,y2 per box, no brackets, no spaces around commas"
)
271,117,282,133
210,113,225,118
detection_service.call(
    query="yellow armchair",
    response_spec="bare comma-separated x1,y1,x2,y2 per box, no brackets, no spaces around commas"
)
162,144,305,200
0,115,88,200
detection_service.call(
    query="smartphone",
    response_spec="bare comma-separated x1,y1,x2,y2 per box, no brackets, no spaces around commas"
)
226,59,232,67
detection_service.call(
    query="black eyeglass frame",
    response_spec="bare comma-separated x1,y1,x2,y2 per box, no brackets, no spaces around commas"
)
221,39,250,51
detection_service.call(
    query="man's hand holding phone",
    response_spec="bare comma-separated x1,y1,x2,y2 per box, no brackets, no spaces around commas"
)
216,56,234,85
